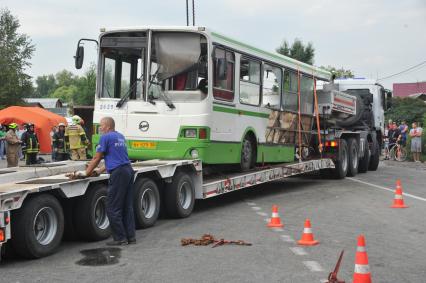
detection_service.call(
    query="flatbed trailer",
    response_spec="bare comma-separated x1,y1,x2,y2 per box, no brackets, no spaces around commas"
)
0,158,334,260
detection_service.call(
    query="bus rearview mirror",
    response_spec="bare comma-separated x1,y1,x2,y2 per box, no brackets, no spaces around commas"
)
74,46,84,69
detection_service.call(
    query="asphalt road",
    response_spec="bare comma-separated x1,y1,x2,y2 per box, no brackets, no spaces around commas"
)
1,162,425,283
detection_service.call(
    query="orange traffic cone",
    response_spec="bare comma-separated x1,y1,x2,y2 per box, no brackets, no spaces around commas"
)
297,219,319,246
391,179,408,208
267,205,284,228
353,234,372,283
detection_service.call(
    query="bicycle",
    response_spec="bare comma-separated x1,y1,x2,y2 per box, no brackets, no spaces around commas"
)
388,142,407,162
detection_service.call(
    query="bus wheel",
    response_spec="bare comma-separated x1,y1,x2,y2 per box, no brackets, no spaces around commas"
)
11,194,64,259
368,138,380,171
165,171,195,218
347,138,359,177
240,135,256,171
73,183,111,241
358,139,370,173
133,178,160,229
332,139,348,179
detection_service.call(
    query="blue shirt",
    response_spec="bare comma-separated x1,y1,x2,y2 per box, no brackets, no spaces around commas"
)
96,131,130,172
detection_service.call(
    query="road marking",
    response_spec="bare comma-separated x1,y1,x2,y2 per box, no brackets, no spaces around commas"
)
303,261,324,272
290,247,307,256
256,211,268,217
348,177,426,202
246,202,257,206
271,227,284,232
280,235,295,243
264,218,271,222
251,206,262,211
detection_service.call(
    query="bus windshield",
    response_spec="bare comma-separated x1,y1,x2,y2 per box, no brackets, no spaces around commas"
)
148,32,208,102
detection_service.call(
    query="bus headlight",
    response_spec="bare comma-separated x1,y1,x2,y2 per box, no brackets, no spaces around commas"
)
190,149,199,158
184,129,197,138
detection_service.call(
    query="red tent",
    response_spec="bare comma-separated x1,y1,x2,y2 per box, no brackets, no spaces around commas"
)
0,106,67,154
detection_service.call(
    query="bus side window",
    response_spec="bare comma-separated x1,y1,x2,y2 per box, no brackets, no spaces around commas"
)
213,48,235,102
282,70,298,111
300,76,314,114
262,64,282,109
239,57,261,106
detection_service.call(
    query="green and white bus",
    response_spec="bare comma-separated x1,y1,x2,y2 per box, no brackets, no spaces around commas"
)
80,26,331,170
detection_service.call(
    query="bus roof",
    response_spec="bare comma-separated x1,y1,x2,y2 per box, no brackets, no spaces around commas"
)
100,26,331,81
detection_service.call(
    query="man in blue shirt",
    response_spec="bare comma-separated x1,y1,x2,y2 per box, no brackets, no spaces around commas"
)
86,117,135,246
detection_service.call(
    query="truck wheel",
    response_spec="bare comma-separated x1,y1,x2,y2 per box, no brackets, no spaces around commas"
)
368,139,380,171
165,171,195,218
73,183,111,241
347,138,359,177
358,139,370,173
332,139,348,179
134,178,160,229
240,135,256,171
11,194,64,259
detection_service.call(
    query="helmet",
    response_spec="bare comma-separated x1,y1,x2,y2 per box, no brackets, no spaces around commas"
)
58,122,65,127
72,115,81,125
9,123,18,129
25,123,34,130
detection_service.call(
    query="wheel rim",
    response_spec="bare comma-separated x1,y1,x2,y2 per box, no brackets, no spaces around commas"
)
242,140,252,165
179,181,192,210
33,207,58,246
141,188,156,219
94,196,109,230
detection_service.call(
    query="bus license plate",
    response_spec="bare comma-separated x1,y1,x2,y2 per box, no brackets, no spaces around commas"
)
132,141,157,149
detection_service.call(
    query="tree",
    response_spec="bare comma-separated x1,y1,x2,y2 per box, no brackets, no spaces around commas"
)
34,74,57,97
385,97,426,126
74,63,96,105
320,65,354,79
276,38,315,65
0,8,35,108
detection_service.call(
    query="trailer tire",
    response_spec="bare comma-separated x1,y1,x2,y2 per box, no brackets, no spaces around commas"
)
165,172,195,218
347,138,359,177
134,178,160,229
73,183,111,241
240,134,256,171
11,194,64,259
358,139,370,173
368,138,380,171
332,139,348,179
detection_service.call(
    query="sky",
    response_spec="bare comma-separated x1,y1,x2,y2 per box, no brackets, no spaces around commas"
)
2,0,426,90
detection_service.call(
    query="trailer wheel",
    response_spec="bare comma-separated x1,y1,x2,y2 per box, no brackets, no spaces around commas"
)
240,134,256,171
134,178,160,229
368,138,380,171
11,194,64,259
165,171,195,218
332,139,348,179
73,183,111,241
358,139,370,173
347,138,359,177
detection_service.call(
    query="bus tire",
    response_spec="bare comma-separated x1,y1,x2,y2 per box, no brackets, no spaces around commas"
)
240,134,256,171
368,138,380,171
165,171,195,218
133,178,160,229
73,183,111,241
11,194,64,259
332,139,348,179
347,138,359,177
358,139,370,173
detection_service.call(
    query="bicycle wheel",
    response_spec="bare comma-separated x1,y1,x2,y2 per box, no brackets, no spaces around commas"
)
395,146,407,162
389,146,396,161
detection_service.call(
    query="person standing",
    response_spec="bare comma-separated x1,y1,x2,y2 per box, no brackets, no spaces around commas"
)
21,123,40,165
399,121,408,147
5,123,22,167
409,122,423,162
0,125,6,160
86,117,135,246
65,115,88,160
52,123,68,161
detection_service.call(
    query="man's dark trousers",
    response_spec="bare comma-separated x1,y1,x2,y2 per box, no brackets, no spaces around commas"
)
107,164,135,241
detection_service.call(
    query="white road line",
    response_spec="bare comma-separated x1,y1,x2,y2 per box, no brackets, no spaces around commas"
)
303,261,324,272
251,206,262,211
347,177,426,202
256,211,268,217
271,227,284,232
246,202,257,206
264,218,271,222
280,235,295,243
289,247,307,256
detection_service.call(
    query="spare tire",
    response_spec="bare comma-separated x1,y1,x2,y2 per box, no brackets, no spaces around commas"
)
336,91,364,127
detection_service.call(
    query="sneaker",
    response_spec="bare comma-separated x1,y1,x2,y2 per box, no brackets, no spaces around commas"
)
106,240,128,246
127,238,136,245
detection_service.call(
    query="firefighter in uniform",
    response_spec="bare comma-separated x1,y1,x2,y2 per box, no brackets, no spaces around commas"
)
65,115,89,160
5,123,22,167
21,123,39,165
52,122,68,161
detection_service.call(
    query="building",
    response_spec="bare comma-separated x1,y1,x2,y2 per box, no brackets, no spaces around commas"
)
23,98,68,116
393,82,426,97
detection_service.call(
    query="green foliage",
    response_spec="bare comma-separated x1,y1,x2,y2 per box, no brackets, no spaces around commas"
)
385,97,426,126
276,38,315,65
320,65,354,79
33,74,57,97
0,8,35,108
